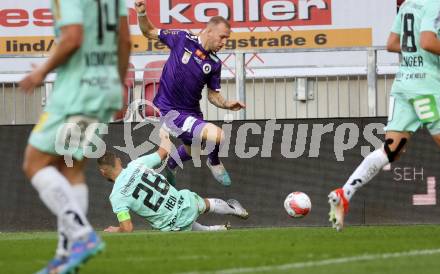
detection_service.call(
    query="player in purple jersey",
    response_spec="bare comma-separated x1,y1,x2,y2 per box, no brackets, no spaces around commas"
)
135,0,245,186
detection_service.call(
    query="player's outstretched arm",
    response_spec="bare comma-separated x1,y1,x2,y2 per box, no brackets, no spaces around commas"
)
19,25,83,93
104,220,134,233
133,128,171,168
386,32,401,53
118,16,132,83
207,88,246,111
135,0,159,39
420,31,440,55
157,128,171,160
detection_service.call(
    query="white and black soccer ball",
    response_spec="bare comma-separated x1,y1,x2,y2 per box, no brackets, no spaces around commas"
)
284,192,311,218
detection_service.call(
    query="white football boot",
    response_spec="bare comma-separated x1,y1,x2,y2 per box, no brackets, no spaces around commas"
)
328,188,349,232
210,221,232,231
226,199,249,219
206,159,232,186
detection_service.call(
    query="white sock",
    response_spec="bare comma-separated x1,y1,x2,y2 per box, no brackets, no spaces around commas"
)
207,199,235,215
55,183,89,258
191,222,227,231
342,149,389,201
31,166,92,241
72,183,89,214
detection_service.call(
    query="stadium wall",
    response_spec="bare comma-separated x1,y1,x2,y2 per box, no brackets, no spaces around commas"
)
1,117,440,232
1,76,394,125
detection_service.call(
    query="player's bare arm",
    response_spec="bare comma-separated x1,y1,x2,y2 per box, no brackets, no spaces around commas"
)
208,88,246,111
19,25,83,93
420,31,440,55
135,0,159,39
386,32,401,53
104,219,134,233
157,128,172,159
118,16,132,82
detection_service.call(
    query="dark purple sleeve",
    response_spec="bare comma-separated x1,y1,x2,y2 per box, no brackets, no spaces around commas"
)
158,29,187,49
207,65,221,92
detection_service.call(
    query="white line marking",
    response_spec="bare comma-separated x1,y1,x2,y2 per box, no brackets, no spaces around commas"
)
118,255,211,262
180,248,440,274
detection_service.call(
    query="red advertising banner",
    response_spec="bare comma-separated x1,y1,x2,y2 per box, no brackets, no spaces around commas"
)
146,0,332,29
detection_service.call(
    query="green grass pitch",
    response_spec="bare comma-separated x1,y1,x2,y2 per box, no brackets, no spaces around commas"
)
1,225,440,274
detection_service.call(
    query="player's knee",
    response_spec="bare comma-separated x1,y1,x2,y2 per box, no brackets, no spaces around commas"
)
216,129,225,144
383,138,407,163
22,157,34,180
61,169,85,185
432,134,440,147
22,146,34,179
202,124,223,144
203,198,210,213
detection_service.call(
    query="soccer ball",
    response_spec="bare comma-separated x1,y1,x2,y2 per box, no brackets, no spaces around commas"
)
284,192,311,218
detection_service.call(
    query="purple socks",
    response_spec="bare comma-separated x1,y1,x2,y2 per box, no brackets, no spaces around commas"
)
167,142,221,169
208,143,220,166
167,145,192,169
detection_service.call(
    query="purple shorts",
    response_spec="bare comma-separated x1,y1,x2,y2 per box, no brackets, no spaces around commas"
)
160,110,207,145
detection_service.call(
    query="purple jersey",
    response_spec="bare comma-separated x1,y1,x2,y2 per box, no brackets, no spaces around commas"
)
153,30,222,115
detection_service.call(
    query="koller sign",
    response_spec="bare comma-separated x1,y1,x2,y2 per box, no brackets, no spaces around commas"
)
0,0,331,29
149,0,331,27
0,0,396,77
